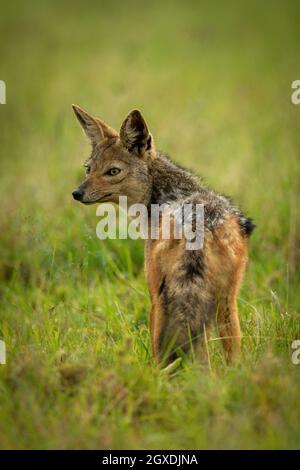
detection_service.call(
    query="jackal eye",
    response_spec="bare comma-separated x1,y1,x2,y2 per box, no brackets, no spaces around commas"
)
106,167,121,176
85,165,91,174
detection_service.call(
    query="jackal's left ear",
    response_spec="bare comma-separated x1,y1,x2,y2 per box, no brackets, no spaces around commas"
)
120,110,153,156
72,105,118,147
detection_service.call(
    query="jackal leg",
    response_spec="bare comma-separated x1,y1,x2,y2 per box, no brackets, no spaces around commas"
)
209,218,248,362
149,299,168,364
216,294,241,362
163,297,214,365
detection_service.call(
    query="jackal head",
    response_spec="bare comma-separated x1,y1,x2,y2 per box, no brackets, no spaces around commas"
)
72,105,155,206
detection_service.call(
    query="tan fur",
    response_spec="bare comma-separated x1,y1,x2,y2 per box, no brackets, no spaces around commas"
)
145,219,184,362
145,215,248,364
205,216,248,361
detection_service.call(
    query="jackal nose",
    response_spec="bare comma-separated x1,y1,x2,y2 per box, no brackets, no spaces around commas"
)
72,188,84,201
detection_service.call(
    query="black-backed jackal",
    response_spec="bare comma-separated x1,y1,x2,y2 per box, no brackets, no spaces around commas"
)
72,105,255,365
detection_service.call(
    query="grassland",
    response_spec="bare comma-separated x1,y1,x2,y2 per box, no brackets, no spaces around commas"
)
0,0,300,449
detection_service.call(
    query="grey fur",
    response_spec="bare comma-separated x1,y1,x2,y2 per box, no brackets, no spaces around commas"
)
148,152,255,236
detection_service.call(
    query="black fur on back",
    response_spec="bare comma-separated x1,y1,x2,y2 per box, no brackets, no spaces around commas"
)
238,216,256,237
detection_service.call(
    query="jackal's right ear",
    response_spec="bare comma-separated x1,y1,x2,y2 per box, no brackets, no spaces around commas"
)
120,110,153,157
72,105,117,147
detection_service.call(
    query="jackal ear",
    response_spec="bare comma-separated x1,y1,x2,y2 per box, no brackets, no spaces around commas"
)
120,110,152,156
72,105,118,147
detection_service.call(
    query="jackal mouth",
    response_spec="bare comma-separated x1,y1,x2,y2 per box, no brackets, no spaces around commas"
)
83,193,113,204
97,193,113,202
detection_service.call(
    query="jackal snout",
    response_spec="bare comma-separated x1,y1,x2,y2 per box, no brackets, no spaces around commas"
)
72,187,84,201
72,180,89,203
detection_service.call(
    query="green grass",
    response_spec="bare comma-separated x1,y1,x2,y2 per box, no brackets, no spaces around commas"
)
0,0,300,450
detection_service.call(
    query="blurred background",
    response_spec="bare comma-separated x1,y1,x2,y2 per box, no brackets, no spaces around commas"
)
0,0,299,450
